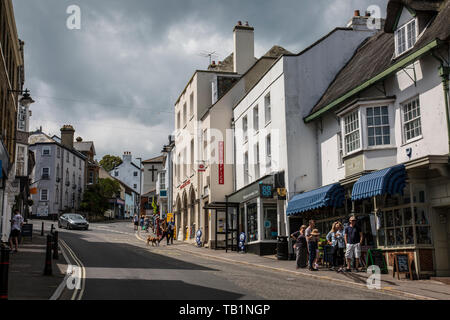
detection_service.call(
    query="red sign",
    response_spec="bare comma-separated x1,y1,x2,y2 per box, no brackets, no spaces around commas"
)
198,164,206,172
219,141,224,185
180,180,191,190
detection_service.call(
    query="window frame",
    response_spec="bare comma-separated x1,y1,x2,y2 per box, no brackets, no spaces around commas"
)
342,110,361,155
40,189,49,202
264,93,271,125
395,18,418,57
401,96,422,144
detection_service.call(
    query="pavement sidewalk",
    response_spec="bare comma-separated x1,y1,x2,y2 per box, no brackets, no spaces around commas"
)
135,231,450,300
6,223,67,300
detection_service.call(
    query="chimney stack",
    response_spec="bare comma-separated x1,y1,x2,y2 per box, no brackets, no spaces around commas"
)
233,21,255,74
347,9,384,31
123,151,132,163
60,125,75,149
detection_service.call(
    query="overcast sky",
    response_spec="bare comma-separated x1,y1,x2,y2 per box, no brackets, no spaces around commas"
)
12,0,387,161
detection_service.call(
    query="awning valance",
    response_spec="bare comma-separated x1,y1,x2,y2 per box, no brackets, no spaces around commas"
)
351,164,406,201
286,183,345,216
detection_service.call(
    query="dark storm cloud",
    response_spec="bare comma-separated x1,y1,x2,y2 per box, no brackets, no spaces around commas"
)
12,0,387,159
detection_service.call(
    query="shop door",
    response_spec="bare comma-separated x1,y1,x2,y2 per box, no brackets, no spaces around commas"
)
227,206,239,251
434,208,450,276
204,204,209,244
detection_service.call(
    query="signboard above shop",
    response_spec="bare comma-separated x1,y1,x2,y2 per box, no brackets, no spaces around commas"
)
227,174,275,203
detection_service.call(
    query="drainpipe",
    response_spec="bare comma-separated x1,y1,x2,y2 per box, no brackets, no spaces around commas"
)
432,52,450,153
439,65,450,153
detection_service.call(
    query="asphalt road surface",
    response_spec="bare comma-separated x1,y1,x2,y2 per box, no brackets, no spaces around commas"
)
55,221,402,300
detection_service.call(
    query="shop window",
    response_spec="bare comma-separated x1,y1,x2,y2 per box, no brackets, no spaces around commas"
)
247,204,258,242
263,207,277,240
379,205,431,248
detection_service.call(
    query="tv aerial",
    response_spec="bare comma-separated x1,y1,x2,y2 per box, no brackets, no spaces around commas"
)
198,50,218,65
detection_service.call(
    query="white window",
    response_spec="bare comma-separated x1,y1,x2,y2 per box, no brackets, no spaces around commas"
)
253,105,259,132
160,172,166,190
73,155,76,166
183,103,187,126
56,164,60,180
55,186,59,204
265,93,271,125
57,147,61,158
17,105,27,131
190,93,194,118
266,134,272,168
177,112,181,129
89,171,94,184
344,111,360,154
395,19,417,56
337,132,344,166
254,143,260,180
40,189,48,201
42,168,50,179
42,147,51,156
402,97,422,142
244,152,249,185
243,116,248,141
16,146,25,176
190,139,194,175
114,171,119,177
367,106,390,146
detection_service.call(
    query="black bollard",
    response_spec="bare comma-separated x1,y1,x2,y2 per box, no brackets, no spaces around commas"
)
52,231,59,260
0,246,10,300
44,235,53,276
50,224,54,234
41,222,44,236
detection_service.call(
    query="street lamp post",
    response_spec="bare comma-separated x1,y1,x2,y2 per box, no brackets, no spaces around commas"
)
136,157,142,221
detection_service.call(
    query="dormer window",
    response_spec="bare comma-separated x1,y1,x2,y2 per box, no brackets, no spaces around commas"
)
395,18,417,56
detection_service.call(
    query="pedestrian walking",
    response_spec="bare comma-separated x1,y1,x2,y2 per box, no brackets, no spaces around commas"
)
290,225,307,269
9,209,24,253
133,214,139,231
305,219,316,268
344,216,364,272
140,216,145,230
168,218,175,245
308,229,320,271
160,220,170,245
144,217,150,233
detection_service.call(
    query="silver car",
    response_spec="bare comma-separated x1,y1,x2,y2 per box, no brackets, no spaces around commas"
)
58,213,89,230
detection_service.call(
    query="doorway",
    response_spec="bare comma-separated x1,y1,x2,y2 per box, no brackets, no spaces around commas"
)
433,207,450,276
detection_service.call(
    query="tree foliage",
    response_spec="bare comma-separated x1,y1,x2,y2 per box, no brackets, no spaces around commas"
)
80,178,121,215
99,155,123,172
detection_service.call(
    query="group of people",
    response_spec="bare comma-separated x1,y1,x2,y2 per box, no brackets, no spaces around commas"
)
290,216,364,272
133,214,176,245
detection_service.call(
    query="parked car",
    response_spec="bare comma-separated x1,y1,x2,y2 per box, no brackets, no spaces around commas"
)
58,213,89,230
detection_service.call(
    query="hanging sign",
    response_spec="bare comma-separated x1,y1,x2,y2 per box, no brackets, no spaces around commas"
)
260,184,273,198
238,232,246,252
218,141,224,185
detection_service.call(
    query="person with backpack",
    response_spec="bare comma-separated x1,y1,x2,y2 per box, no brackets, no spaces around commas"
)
168,218,175,245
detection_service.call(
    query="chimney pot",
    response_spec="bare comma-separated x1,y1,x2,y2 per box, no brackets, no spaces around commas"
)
354,10,360,17
245,21,249,26
238,21,242,26
365,11,371,17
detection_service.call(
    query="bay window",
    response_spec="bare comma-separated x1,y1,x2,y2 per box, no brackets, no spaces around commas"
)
367,106,390,146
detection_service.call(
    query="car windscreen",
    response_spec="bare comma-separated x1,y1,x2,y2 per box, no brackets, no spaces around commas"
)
66,214,84,220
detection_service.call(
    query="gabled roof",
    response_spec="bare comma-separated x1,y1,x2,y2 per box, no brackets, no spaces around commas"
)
142,155,165,164
28,132,87,160
74,141,96,155
306,0,450,122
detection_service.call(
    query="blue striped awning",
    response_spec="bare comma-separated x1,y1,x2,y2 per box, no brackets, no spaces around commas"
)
351,164,407,201
286,183,345,216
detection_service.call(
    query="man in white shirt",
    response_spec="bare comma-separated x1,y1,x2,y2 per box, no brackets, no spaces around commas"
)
10,210,24,253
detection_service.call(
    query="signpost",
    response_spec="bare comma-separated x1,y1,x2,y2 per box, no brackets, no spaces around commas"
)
393,253,414,280
366,249,388,274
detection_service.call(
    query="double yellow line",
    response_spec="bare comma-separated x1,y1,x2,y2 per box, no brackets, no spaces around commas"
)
59,239,86,300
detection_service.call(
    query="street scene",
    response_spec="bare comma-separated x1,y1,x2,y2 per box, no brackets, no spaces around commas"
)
1,0,450,309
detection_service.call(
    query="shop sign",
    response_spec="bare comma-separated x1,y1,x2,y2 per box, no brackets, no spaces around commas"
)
228,175,275,203
160,190,167,198
260,184,273,198
37,206,49,217
218,141,224,185
180,180,191,190
264,220,271,228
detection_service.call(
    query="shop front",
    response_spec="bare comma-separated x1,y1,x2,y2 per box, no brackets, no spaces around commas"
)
287,161,450,278
226,174,286,256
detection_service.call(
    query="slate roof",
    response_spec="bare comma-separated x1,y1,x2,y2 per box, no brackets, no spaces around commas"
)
74,141,95,154
142,155,165,164
307,0,450,120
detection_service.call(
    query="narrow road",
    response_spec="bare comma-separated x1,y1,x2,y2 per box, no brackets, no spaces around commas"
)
53,221,401,300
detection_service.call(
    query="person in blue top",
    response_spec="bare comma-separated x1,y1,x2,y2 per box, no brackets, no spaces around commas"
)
326,221,346,272
344,216,364,272
133,214,139,231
